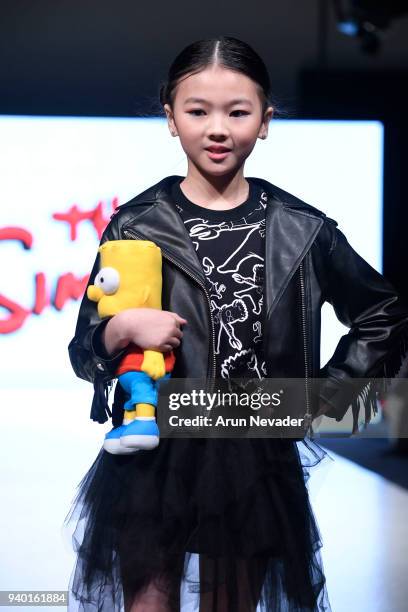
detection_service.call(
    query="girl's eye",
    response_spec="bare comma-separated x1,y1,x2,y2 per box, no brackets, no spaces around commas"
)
187,110,249,117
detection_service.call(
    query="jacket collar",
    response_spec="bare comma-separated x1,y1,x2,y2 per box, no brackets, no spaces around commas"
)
121,175,324,317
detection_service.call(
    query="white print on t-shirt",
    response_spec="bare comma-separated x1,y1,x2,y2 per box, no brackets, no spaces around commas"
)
178,190,268,380
221,348,265,383
211,298,249,353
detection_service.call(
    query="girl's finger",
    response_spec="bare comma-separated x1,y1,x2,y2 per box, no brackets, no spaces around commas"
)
174,314,187,325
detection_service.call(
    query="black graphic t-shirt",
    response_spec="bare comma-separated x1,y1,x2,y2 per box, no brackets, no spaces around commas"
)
171,177,268,385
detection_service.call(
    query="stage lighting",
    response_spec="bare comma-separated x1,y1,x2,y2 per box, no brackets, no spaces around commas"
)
333,0,408,54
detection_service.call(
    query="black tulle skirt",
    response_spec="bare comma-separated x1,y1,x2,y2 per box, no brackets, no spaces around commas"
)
64,435,333,611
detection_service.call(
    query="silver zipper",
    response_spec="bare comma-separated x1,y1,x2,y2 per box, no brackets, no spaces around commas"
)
299,259,313,436
123,228,217,389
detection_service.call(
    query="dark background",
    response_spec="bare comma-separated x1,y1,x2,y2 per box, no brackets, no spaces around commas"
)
1,0,407,298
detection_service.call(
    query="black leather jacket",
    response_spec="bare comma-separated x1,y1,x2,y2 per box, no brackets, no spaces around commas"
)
68,175,408,434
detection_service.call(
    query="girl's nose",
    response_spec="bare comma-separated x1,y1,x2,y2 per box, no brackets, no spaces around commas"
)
206,115,229,138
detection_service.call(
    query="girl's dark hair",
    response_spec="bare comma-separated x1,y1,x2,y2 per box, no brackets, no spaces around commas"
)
160,36,274,115
137,36,288,118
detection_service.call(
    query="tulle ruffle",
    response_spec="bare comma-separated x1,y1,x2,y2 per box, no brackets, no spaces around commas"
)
64,436,333,611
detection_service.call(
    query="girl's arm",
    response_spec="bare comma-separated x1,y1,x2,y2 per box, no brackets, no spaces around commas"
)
101,308,186,356
318,225,408,432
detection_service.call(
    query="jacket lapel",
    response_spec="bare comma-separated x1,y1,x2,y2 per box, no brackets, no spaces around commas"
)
264,195,323,319
121,175,324,313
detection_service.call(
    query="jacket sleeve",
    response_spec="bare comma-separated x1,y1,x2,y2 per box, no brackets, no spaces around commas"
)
318,224,408,433
67,211,127,423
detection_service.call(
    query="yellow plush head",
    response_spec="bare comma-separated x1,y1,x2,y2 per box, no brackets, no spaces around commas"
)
87,240,162,318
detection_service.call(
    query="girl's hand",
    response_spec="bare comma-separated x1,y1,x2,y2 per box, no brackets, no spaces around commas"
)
102,308,187,355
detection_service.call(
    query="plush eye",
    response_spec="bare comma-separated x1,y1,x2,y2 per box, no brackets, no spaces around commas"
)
94,267,120,294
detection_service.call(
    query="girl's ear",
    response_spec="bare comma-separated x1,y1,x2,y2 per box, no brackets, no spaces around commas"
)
163,104,178,137
259,106,274,140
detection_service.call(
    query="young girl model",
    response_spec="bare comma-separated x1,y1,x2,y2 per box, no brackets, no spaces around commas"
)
65,36,408,612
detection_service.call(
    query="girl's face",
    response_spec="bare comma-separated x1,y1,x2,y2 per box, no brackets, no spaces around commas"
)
164,65,274,178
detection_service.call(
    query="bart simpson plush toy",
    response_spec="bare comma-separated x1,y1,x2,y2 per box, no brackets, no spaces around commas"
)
87,240,175,455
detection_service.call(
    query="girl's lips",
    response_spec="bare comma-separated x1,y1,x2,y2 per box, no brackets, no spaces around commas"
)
206,149,231,160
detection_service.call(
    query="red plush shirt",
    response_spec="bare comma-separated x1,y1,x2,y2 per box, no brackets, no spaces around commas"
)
116,344,175,376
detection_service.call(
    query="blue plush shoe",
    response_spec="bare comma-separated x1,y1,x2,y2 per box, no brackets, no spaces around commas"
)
103,425,140,455
120,418,160,450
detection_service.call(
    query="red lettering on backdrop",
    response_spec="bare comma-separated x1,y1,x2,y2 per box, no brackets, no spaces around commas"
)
53,198,118,240
1,197,119,333
111,196,119,213
0,226,33,332
52,205,91,241
92,202,107,240
54,273,90,311
0,295,31,334
0,227,33,249
32,272,49,315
